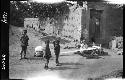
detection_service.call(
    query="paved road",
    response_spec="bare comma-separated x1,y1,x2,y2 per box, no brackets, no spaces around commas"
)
9,48,123,80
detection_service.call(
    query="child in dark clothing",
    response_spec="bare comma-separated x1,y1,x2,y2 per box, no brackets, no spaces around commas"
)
20,29,29,59
44,40,52,69
53,39,61,66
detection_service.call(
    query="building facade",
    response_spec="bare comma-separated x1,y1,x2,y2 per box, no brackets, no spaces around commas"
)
62,2,123,47
24,18,40,31
86,2,123,47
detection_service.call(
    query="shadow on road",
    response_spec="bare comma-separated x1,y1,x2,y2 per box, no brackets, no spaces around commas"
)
85,56,102,59
25,56,55,60
25,57,43,60
60,62,83,66
60,54,74,56
49,66,79,70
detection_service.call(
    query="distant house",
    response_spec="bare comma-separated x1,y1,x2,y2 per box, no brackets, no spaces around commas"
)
24,18,40,31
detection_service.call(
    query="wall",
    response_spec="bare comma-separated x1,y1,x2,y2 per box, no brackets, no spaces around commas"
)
61,4,82,41
102,5,123,47
81,7,90,41
42,3,84,41
87,2,123,47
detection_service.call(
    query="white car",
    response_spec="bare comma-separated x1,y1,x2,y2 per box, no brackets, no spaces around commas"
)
34,46,45,57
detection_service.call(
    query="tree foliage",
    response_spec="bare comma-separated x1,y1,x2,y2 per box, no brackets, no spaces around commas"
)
10,1,70,27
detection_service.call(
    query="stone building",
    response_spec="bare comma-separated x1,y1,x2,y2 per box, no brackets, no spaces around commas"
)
24,18,40,31
61,2,123,47
86,2,123,47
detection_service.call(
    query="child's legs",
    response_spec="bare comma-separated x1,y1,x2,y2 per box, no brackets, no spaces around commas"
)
45,58,50,67
56,54,59,64
23,46,27,57
20,46,24,58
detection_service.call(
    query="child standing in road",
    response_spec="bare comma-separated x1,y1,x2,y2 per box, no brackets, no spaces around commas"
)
20,29,29,59
53,39,61,66
44,40,52,69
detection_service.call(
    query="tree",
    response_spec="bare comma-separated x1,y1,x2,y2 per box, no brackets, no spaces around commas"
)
10,1,70,27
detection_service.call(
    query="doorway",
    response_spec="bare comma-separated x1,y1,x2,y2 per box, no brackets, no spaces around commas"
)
89,9,103,43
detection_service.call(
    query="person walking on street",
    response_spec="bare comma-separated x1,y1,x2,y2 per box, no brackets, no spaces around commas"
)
44,40,52,70
20,29,29,59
